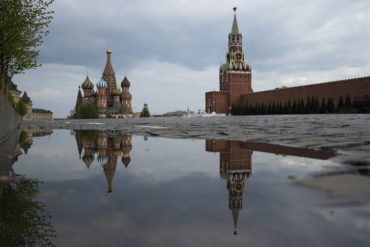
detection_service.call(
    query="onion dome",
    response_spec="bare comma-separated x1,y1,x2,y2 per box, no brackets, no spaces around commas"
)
121,76,130,88
81,76,94,89
122,156,131,167
82,154,95,169
97,78,107,89
112,88,122,96
97,155,108,164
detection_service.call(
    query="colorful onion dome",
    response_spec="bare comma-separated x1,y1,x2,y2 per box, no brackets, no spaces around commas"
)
81,76,94,89
122,156,131,167
97,78,107,89
82,155,95,168
97,155,108,164
121,76,131,88
112,88,122,96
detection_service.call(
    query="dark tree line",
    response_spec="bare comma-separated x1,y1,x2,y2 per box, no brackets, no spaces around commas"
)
73,102,99,119
232,95,354,115
140,103,151,118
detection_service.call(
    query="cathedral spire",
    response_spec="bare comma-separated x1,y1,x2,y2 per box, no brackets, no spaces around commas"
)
103,48,114,76
231,7,239,34
102,48,117,88
103,163,116,197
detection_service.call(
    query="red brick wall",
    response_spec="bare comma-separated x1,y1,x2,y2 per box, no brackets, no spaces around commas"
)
242,142,335,160
206,140,228,152
205,91,229,113
241,76,370,107
206,140,252,172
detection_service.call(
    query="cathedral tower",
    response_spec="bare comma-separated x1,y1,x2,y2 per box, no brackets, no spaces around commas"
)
102,48,118,107
121,77,133,114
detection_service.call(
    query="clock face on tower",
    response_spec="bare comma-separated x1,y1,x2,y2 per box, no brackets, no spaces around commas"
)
235,52,243,61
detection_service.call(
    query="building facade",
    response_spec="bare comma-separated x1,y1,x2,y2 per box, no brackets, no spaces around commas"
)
21,92,53,121
205,9,370,115
76,48,133,118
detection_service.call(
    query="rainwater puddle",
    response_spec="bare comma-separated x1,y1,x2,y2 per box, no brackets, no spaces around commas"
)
1,129,370,247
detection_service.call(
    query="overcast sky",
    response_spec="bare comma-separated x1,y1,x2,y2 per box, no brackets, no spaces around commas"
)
13,0,370,117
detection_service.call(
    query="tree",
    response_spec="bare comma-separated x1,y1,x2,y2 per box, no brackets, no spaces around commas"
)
298,99,305,114
305,97,311,114
312,97,320,113
16,99,28,116
320,98,327,113
140,103,151,118
0,175,56,246
337,96,344,111
0,0,54,90
77,102,99,119
345,95,352,107
327,98,335,113
292,100,297,114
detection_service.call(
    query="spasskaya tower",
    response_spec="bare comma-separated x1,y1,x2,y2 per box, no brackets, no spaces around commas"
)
206,7,252,114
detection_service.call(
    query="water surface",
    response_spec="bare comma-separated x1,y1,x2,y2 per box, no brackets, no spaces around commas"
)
2,129,370,247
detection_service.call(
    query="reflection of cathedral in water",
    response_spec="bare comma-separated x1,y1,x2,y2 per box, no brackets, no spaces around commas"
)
206,140,252,235
74,130,132,196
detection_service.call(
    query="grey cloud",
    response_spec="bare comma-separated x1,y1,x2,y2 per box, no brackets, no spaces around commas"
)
40,0,370,74
13,0,370,116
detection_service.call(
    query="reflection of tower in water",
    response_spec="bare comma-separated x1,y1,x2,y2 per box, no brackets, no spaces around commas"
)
74,130,133,197
206,140,252,235
121,135,132,168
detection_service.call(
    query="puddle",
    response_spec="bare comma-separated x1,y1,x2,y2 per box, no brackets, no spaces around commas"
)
1,129,369,246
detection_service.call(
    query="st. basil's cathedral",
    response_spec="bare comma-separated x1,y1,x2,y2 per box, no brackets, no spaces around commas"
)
75,48,133,118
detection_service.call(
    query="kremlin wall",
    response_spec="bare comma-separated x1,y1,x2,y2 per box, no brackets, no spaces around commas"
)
241,76,370,110
205,9,370,115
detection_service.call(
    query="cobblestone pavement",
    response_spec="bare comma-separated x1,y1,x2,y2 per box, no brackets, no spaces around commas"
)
21,114,370,165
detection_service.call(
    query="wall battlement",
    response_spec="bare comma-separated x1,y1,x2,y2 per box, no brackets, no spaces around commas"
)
240,76,370,107
249,76,370,96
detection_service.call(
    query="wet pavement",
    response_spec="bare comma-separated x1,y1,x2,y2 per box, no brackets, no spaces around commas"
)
21,114,370,165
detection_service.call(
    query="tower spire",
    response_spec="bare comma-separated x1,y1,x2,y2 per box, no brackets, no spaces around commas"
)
231,7,239,34
232,208,240,235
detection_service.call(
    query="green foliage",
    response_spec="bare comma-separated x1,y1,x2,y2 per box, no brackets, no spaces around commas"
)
232,96,357,116
140,104,151,118
7,91,16,107
320,98,327,113
337,96,344,111
76,102,99,119
18,130,28,146
0,0,54,88
0,175,56,246
74,130,99,144
345,95,352,107
327,98,335,113
16,99,28,116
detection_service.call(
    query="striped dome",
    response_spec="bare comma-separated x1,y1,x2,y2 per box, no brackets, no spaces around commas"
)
97,155,108,164
97,78,107,89
81,76,94,89
112,88,122,96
